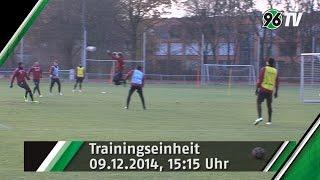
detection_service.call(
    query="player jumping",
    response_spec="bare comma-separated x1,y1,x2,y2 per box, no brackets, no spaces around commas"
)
10,62,38,103
124,65,146,110
49,60,63,95
254,58,279,125
73,63,85,92
107,50,125,85
28,61,43,97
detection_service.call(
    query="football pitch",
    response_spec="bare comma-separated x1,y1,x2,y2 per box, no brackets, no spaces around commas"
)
0,81,319,180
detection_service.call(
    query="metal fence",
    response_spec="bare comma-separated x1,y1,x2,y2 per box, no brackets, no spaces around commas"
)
0,70,301,86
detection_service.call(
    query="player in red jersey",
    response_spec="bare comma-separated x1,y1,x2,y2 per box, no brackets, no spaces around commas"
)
107,50,125,85
10,62,38,103
28,61,43,97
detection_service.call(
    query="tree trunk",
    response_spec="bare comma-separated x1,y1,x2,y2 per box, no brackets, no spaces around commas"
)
259,29,267,69
128,28,137,60
266,30,274,58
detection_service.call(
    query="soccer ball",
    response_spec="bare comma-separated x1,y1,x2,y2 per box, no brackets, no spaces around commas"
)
86,46,96,52
251,147,265,160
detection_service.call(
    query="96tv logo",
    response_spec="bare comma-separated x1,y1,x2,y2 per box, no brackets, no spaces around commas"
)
262,9,303,30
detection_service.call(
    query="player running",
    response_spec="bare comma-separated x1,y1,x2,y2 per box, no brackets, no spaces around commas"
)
73,63,85,92
254,58,279,125
10,62,38,103
124,65,146,110
107,50,125,85
28,61,43,97
49,60,63,95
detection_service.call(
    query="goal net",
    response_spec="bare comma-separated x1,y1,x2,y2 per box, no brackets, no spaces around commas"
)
86,59,144,82
300,53,320,103
203,64,256,86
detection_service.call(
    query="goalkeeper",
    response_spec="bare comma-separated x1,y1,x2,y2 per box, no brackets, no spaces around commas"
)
107,50,125,85
254,58,279,125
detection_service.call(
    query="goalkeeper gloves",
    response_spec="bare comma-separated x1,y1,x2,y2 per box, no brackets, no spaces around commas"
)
255,88,259,95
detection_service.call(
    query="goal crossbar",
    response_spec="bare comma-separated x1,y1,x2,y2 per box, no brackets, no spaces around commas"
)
203,64,253,67
86,59,144,63
301,53,320,56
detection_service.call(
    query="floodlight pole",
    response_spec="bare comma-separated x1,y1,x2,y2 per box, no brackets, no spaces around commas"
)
200,33,205,85
81,0,87,69
256,36,260,80
20,38,24,62
142,32,146,73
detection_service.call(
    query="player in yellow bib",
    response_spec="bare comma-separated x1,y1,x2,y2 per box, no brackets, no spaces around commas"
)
254,58,279,125
73,63,85,92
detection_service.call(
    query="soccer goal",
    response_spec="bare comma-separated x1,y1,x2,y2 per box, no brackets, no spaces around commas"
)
86,59,144,82
300,53,320,103
203,64,256,86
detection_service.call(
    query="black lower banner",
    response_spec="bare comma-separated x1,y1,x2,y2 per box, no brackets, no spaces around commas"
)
24,141,296,172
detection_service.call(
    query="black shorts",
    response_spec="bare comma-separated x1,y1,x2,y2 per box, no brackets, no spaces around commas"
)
130,85,143,93
33,79,40,84
51,78,60,84
17,81,31,91
257,91,273,103
113,72,123,81
76,77,84,83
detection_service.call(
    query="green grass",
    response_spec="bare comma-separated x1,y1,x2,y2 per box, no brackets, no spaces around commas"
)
0,81,319,180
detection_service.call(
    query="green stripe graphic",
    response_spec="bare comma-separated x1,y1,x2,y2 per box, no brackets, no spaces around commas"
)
51,141,84,172
282,120,320,179
0,0,49,66
270,141,296,171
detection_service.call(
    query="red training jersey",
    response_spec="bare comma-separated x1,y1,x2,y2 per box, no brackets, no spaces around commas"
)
11,68,30,84
109,53,124,71
28,65,42,80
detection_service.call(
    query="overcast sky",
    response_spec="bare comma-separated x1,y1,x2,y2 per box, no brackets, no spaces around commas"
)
164,0,284,18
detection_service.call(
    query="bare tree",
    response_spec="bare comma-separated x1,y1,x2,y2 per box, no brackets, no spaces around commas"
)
113,0,176,59
181,0,255,64
296,0,320,53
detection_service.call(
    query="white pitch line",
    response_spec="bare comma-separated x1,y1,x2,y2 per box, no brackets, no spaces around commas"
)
21,128,304,133
23,128,226,132
0,123,11,130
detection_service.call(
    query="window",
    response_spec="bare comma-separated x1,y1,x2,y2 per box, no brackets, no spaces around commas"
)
279,43,297,56
204,43,214,56
169,25,182,39
155,27,169,39
317,44,320,53
264,44,278,57
156,43,168,55
170,43,183,55
218,42,235,56
185,43,199,55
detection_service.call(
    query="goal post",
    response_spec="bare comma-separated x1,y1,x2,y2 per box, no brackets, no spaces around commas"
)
85,59,145,82
203,64,256,86
300,53,320,103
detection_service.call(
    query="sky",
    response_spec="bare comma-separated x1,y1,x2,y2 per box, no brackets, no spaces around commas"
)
164,0,282,18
